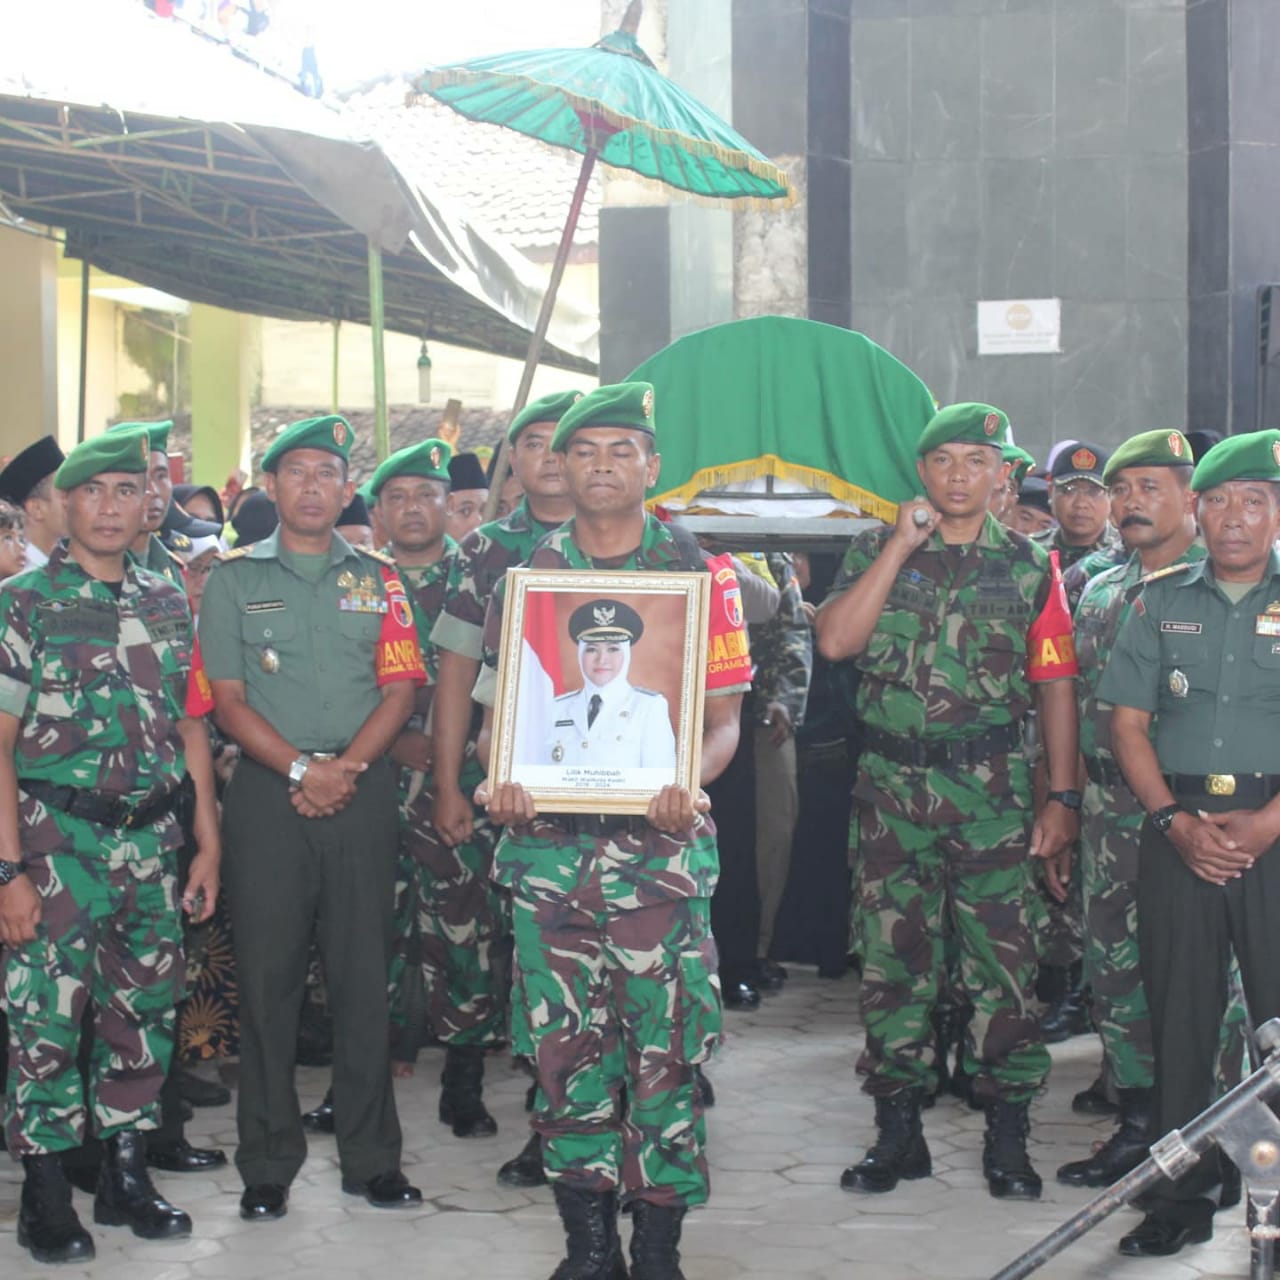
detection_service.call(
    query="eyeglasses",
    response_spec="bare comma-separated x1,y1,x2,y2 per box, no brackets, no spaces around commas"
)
0,532,26,547
1056,481,1107,499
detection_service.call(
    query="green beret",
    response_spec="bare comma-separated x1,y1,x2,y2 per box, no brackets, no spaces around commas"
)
1191,429,1280,492
369,438,453,497
109,419,171,454
550,381,656,452
1002,444,1036,487
508,390,585,444
261,415,354,473
569,598,644,644
916,402,1010,455
1102,429,1194,484
55,427,151,490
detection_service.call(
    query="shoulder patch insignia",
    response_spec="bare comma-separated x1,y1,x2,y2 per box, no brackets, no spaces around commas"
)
358,546,396,567
1138,562,1194,588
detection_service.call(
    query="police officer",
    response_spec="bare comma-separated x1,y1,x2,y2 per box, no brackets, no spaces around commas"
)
1034,441,1119,571
478,381,751,1280
0,428,220,1263
1103,429,1280,1259
817,403,1080,1202
198,415,425,1221
543,600,676,770
430,389,580,1188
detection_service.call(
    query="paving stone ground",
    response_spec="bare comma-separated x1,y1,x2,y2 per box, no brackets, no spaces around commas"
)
0,970,1259,1279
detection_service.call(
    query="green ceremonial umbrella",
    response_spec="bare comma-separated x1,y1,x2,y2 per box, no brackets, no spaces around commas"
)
411,0,794,506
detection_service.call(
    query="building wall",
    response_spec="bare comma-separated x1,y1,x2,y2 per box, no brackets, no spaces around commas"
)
849,1,1189,462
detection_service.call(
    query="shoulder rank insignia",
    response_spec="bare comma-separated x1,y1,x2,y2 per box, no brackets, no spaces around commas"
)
358,546,396,567
217,546,250,562
1125,560,1193,603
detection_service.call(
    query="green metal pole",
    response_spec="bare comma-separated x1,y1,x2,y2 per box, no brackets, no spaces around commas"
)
331,319,340,413
367,239,389,462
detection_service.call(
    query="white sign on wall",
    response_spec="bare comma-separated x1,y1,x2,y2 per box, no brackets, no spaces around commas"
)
977,298,1061,355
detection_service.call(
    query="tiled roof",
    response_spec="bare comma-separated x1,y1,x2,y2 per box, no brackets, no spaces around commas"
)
343,80,600,258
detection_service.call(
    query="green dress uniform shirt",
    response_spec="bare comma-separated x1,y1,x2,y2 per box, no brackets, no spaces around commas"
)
198,528,399,752
1099,548,1280,775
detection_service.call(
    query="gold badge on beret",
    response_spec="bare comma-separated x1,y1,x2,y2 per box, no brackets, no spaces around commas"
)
333,420,348,447
1168,432,1184,458
642,388,654,419
1273,440,1280,468
1168,668,1188,699
1072,447,1097,471
429,445,442,469
983,413,1000,436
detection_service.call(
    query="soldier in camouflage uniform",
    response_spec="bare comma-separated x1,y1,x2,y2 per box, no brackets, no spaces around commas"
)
817,403,1080,1203
371,438,507,1136
104,421,187,589
1030,443,1120,1041
478,382,751,1280
430,389,581,1186
746,552,812,987
0,429,220,1264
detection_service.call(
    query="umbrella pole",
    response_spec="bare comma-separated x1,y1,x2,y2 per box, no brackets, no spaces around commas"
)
484,146,598,518
367,239,390,462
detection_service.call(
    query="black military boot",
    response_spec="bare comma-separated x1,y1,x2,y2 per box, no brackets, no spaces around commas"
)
18,1154,95,1264
629,1201,686,1280
1071,1071,1119,1116
549,1183,628,1280
302,1086,336,1134
94,1131,192,1239
983,1099,1042,1200
840,1090,931,1193
1057,1087,1152,1187
1039,962,1091,1042
498,1130,547,1187
439,1044,498,1138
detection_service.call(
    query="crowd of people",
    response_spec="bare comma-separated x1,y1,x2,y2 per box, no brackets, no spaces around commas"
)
0,385,1278,1279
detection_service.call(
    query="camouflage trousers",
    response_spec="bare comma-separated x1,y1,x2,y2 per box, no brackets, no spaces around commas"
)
3,829,183,1155
510,892,720,1208
854,803,1049,1103
389,761,508,1056
1082,780,1248,1093
1033,843,1084,969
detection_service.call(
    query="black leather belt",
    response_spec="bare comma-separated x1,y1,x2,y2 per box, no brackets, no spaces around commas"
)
555,814,650,839
20,779,182,830
1164,772,1280,803
1085,756,1128,788
863,722,1022,769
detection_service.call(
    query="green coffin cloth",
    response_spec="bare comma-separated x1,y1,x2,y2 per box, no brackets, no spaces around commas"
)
629,316,935,522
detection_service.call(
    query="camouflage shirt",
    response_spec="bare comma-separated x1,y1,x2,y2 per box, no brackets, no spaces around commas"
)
130,532,186,590
0,542,195,856
747,552,812,727
1032,522,1121,576
396,534,458,719
1075,542,1207,761
430,499,565,661
1062,541,1129,612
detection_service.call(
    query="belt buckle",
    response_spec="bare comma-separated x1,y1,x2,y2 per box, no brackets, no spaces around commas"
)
1206,773,1236,797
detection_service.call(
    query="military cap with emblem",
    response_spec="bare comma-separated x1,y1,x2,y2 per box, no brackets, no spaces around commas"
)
369,438,453,497
507,390,585,444
550,380,657,453
160,501,224,554
1102,429,1195,485
260,414,354,473
1049,440,1109,487
447,451,488,492
1002,443,1036,489
915,402,1010,455
108,418,172,454
568,598,645,644
0,435,65,505
1190,428,1280,491
54,426,151,490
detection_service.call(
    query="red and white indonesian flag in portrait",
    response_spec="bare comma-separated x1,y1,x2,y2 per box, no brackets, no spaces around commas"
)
515,590,567,766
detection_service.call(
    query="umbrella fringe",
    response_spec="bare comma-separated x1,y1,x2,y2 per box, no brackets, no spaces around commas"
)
649,453,898,523
410,71,796,204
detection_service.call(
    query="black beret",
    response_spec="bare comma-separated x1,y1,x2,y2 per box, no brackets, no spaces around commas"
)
0,435,65,505
338,493,370,527
447,452,489,492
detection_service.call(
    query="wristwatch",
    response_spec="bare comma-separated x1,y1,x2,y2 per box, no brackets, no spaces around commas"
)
0,858,24,887
288,754,313,790
1046,789,1083,811
1150,804,1183,834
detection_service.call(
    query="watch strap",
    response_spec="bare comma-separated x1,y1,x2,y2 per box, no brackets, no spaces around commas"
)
1047,789,1083,811
0,858,24,886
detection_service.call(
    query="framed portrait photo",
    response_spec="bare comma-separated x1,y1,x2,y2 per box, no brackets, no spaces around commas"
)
489,568,712,814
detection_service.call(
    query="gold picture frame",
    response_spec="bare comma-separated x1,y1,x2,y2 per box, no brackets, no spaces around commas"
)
489,568,711,815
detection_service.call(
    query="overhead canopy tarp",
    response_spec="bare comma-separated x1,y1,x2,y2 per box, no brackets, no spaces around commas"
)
0,1,597,372
631,317,935,523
